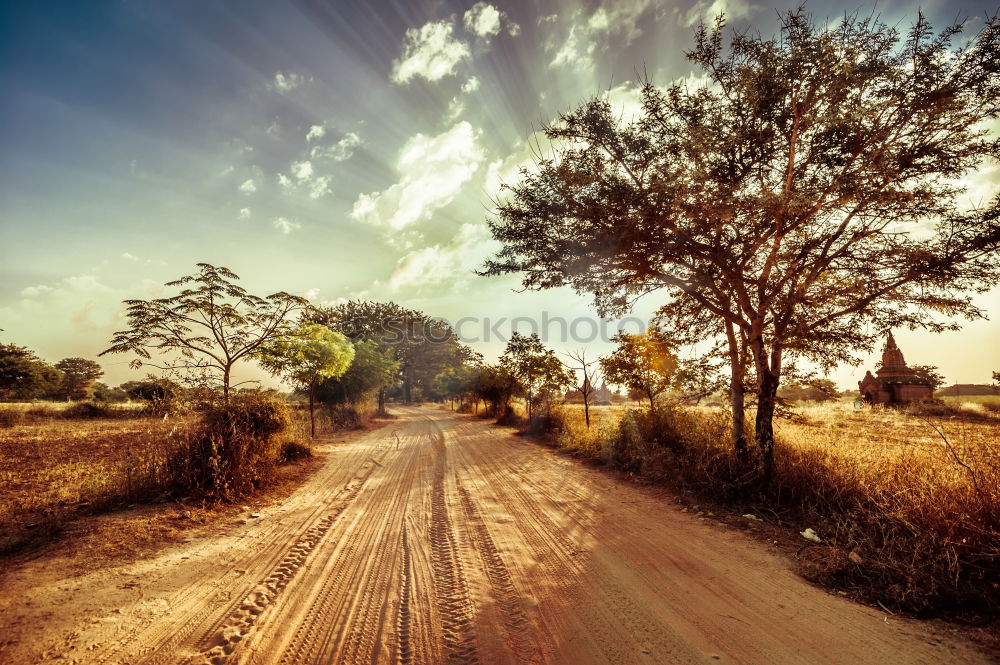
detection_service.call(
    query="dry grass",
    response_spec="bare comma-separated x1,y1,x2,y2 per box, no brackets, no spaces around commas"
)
0,414,198,554
549,398,1000,618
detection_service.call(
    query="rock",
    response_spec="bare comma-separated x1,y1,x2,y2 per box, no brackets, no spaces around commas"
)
743,513,762,521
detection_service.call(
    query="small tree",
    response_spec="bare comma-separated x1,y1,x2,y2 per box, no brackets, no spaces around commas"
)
258,323,355,437
0,344,62,400
101,264,307,402
910,365,946,392
499,333,573,419
54,357,103,400
599,330,678,409
564,349,600,427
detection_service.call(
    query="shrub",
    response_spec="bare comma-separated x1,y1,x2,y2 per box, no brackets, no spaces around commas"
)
280,440,313,462
0,409,26,428
169,392,291,501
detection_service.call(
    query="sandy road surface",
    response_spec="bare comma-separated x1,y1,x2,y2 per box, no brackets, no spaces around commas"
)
0,406,990,665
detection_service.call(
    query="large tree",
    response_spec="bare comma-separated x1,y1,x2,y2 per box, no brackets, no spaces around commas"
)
0,344,62,400
54,357,103,400
311,300,469,408
101,264,307,402
257,323,355,437
483,9,1000,466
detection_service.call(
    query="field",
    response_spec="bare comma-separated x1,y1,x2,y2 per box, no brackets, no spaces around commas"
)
0,410,198,553
553,397,1000,616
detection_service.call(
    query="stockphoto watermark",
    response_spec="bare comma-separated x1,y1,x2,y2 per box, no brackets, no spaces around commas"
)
330,313,651,345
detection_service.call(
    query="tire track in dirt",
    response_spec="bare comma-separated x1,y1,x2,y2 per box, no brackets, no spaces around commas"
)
396,523,414,665
429,429,480,665
456,484,541,664
246,426,421,665
183,442,391,665
77,443,378,665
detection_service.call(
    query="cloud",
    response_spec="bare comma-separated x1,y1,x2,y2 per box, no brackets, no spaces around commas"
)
462,76,480,93
350,121,486,231
121,252,139,262
273,217,302,234
388,223,499,291
546,0,666,71
392,20,470,84
310,131,362,162
306,124,326,141
483,130,555,201
464,3,501,37
464,2,520,39
239,178,257,194
272,71,305,92
309,175,332,199
291,161,313,181
446,97,465,122
278,173,294,190
239,208,251,219
683,0,752,27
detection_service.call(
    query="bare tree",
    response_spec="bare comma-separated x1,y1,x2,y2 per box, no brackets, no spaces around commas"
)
564,349,601,427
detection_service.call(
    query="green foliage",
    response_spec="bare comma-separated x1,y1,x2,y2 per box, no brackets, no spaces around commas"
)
0,344,62,400
470,364,519,416
499,332,573,418
599,330,678,408
257,323,354,388
317,339,399,405
311,300,472,404
100,263,307,400
121,377,186,414
54,357,103,400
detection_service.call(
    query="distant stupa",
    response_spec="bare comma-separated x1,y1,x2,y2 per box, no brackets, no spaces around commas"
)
858,332,934,404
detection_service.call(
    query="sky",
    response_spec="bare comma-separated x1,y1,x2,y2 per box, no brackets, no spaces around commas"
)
1,0,998,392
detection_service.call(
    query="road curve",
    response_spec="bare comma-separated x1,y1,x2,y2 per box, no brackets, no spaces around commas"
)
1,406,989,665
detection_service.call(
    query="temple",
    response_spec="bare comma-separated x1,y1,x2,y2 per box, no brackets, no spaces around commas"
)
858,333,934,404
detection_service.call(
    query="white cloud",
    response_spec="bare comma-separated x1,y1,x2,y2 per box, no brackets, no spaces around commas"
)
462,76,480,93
309,175,332,199
278,173,294,189
446,97,465,121
683,0,752,27
483,131,553,201
20,284,53,298
464,2,502,37
388,223,498,291
310,131,363,162
547,0,667,71
121,252,139,262
392,20,470,84
291,160,314,181
272,71,305,92
350,121,486,231
306,124,326,141
239,178,257,194
273,217,302,234
239,207,251,219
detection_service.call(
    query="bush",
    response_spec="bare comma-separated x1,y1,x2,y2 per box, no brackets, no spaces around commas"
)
280,440,313,462
168,392,291,501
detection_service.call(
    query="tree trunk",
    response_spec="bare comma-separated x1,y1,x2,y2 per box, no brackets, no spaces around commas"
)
750,330,782,473
725,320,748,458
377,387,386,415
583,396,590,428
308,381,316,438
647,390,655,410
223,365,231,404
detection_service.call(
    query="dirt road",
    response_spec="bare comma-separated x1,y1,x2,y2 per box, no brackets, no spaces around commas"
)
0,406,989,664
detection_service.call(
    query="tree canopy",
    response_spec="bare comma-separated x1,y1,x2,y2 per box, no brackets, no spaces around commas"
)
483,9,1000,465
0,344,62,400
100,263,307,401
54,357,103,400
599,330,678,409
